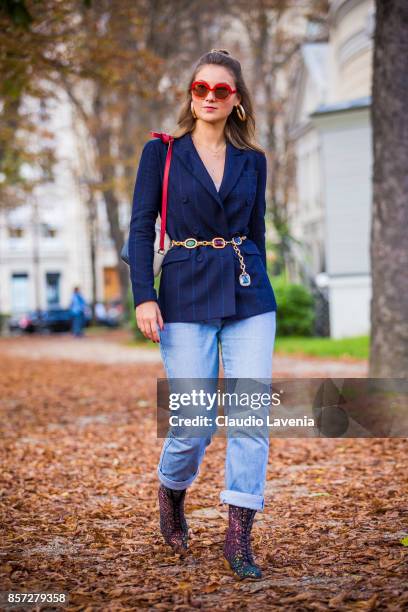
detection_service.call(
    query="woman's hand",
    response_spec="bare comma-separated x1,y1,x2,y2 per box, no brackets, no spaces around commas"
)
135,301,164,343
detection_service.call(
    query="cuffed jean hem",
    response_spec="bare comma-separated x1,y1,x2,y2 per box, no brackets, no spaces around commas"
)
220,490,265,511
157,466,197,491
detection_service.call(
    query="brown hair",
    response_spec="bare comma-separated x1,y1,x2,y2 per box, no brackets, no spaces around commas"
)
171,49,265,153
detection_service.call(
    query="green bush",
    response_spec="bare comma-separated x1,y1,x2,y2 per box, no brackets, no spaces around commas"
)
271,274,315,336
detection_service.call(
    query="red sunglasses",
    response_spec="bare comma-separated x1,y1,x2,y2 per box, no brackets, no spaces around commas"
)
190,80,237,100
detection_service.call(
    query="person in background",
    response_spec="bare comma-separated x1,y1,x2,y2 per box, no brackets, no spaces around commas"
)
69,286,87,337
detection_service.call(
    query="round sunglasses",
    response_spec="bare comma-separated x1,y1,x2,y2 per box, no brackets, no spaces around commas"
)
190,80,237,100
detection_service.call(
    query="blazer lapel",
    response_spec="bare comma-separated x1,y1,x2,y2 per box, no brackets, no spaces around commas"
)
173,131,247,212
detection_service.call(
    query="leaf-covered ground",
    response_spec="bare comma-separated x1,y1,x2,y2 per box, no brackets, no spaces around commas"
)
0,347,407,611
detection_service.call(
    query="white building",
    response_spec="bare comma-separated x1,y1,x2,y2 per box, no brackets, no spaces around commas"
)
289,0,375,338
0,89,120,316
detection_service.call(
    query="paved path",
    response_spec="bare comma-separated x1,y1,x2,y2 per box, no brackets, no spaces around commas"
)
0,333,161,364
0,332,368,377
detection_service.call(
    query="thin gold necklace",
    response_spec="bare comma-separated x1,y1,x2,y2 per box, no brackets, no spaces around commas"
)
192,135,226,156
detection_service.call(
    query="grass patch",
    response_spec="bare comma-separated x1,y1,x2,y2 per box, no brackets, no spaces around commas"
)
125,337,159,349
275,335,369,360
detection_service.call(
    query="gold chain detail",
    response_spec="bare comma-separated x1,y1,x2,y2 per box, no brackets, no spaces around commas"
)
230,241,247,275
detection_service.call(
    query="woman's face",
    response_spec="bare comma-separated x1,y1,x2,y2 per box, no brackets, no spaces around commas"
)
191,64,241,126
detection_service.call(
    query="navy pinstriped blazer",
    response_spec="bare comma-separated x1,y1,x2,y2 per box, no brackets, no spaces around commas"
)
128,131,278,323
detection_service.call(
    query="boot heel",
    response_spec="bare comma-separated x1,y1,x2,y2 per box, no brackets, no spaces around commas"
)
223,558,246,580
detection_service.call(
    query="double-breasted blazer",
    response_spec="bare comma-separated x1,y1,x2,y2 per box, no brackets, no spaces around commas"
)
128,131,278,323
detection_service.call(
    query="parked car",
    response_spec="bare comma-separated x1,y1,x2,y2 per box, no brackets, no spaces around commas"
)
38,307,92,333
8,310,43,334
8,307,92,334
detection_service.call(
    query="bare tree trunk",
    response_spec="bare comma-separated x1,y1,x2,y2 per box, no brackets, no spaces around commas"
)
369,0,408,377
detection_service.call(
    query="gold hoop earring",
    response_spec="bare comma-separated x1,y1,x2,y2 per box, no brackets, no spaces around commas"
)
235,103,246,121
191,104,197,119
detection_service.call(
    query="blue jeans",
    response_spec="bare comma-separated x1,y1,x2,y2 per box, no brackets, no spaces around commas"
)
71,312,84,336
157,310,277,511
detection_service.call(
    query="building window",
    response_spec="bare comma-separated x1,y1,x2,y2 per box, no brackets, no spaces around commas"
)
8,226,24,238
41,223,57,238
46,272,61,307
11,273,30,313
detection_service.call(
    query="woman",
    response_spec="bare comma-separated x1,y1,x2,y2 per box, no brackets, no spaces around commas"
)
128,49,278,579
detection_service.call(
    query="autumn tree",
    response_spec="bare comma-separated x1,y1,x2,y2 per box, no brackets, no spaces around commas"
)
0,1,63,210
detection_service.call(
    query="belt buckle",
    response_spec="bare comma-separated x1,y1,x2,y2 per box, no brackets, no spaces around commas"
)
212,237,226,248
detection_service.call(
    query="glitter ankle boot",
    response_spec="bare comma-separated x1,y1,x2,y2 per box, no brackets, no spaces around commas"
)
158,484,188,553
223,504,262,579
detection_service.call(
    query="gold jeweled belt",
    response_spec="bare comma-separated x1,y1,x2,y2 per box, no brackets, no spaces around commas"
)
170,235,251,287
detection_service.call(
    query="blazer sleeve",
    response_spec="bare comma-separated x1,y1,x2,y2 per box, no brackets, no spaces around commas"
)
247,151,268,270
128,139,162,309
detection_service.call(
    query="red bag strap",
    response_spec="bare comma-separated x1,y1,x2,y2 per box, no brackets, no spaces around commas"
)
150,131,174,252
